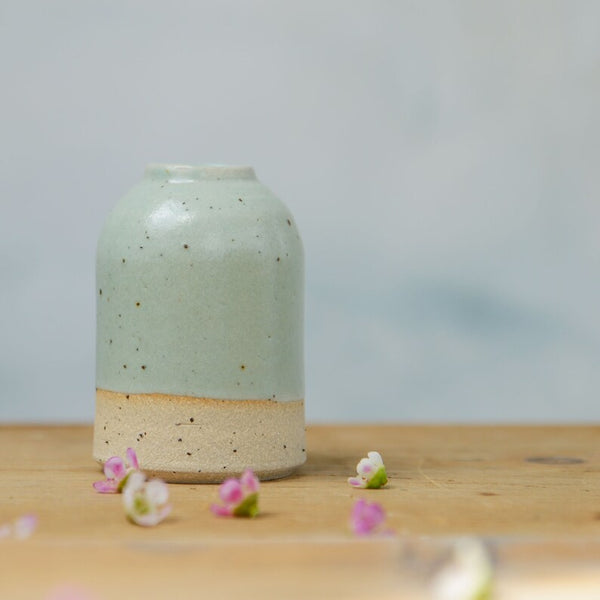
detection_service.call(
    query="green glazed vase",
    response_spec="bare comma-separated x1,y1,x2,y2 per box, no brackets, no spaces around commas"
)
93,164,305,482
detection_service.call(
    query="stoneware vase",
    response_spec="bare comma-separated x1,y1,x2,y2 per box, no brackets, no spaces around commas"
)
93,164,305,482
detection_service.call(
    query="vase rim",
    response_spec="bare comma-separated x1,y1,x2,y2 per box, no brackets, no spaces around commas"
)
145,164,257,182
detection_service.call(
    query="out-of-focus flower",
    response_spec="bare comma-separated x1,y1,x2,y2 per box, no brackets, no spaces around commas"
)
122,471,171,526
0,514,38,540
349,498,392,536
348,451,388,489
211,469,260,518
431,538,494,600
44,584,99,600
93,447,140,493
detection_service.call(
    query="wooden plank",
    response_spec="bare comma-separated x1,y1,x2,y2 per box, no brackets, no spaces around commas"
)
1,425,600,598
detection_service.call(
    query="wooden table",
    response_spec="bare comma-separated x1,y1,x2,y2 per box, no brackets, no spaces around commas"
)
1,425,600,599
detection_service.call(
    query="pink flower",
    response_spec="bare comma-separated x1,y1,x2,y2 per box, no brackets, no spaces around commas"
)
44,584,99,600
93,448,139,493
0,514,38,540
349,498,391,536
122,471,172,527
348,451,388,489
211,469,260,518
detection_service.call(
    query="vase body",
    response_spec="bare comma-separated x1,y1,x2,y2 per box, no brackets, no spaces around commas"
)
93,164,305,482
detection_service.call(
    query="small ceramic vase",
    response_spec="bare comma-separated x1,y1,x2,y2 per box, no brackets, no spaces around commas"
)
93,164,305,482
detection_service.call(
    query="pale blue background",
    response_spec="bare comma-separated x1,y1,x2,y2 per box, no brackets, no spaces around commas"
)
1,1,600,422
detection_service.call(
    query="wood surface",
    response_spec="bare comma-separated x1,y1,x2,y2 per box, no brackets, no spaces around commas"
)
1,424,600,599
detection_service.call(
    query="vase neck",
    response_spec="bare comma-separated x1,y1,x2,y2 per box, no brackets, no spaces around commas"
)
144,164,256,183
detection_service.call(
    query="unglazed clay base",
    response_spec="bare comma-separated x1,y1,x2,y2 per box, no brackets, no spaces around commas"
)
93,389,306,483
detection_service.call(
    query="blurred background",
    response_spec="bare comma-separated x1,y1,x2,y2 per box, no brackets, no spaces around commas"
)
1,1,600,423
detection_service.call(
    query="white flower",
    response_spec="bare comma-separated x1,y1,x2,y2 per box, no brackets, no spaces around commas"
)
348,451,388,489
122,471,171,527
431,538,493,600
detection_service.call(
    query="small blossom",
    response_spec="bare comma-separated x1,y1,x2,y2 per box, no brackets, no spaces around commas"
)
93,447,139,493
44,584,99,600
348,451,388,489
0,514,38,540
211,469,260,518
349,498,392,536
431,538,494,600
122,471,171,526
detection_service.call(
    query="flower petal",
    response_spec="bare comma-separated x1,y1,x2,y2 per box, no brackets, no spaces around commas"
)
350,498,387,536
219,479,243,504
13,514,38,540
126,447,139,470
211,504,233,517
356,458,374,477
347,476,366,488
132,504,172,527
122,471,146,508
104,456,126,480
240,469,260,493
367,451,383,467
93,479,119,493
145,479,169,505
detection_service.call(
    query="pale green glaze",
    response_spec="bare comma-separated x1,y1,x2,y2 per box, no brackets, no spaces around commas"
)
96,164,304,401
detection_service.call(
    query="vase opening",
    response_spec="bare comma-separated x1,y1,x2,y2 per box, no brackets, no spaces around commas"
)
144,164,256,183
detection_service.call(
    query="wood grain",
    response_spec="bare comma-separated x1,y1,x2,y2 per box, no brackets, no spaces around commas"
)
1,424,600,598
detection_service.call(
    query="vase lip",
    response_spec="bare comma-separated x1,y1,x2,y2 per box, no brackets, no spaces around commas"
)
144,164,257,182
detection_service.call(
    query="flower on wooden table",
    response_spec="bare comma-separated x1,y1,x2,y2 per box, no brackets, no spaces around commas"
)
44,583,99,600
122,471,172,526
431,538,493,600
211,469,260,518
348,451,388,489
93,447,140,493
0,514,38,540
349,498,391,536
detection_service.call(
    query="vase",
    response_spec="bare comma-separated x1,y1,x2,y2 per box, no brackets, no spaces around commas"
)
93,164,305,482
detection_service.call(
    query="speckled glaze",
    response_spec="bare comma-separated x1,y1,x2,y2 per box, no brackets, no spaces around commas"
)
94,164,305,482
